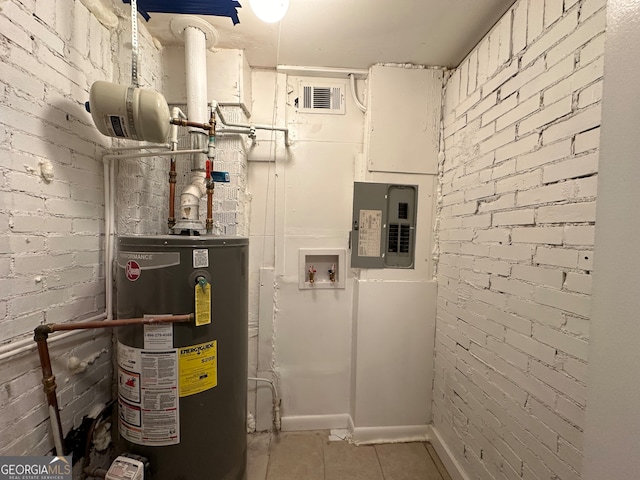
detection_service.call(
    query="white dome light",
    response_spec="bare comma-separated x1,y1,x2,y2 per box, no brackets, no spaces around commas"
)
249,0,289,23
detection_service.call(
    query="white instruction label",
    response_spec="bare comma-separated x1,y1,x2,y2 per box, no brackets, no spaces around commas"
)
144,316,173,350
117,343,179,446
193,249,209,268
358,209,383,257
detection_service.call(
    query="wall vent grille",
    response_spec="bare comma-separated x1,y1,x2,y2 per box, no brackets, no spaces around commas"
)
298,81,345,114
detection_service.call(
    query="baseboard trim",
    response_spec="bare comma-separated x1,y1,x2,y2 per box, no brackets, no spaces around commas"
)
347,414,355,433
280,414,468,480
350,424,431,445
280,414,350,432
428,425,471,480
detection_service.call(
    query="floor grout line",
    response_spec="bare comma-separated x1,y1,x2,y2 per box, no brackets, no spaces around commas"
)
373,444,387,480
321,433,327,480
425,442,450,480
420,442,442,480
252,433,453,480
263,431,275,480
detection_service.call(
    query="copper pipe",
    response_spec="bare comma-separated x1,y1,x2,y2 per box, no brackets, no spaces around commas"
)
35,329,65,456
168,158,177,229
206,182,214,234
206,112,216,234
34,313,194,456
170,118,214,134
48,314,193,332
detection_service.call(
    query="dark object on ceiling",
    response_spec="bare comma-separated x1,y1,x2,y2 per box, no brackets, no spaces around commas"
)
122,0,242,24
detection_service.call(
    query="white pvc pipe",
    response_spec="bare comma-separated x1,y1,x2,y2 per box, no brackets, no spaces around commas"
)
184,26,208,126
102,149,205,161
108,158,116,319
179,25,209,226
248,377,281,431
276,65,368,78
172,107,188,120
214,104,292,146
349,73,367,113
108,144,171,152
170,107,187,151
50,405,64,456
103,159,112,320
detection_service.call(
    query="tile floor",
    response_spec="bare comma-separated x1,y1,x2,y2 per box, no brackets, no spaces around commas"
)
247,431,452,480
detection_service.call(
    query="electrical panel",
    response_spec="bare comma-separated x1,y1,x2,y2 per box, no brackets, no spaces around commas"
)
350,182,417,269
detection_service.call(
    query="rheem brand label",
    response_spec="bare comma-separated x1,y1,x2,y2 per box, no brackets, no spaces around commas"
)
118,252,181,281
126,260,141,281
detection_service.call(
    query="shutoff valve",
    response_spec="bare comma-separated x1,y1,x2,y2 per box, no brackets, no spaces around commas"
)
328,264,336,283
196,275,209,293
308,265,316,284
210,171,230,183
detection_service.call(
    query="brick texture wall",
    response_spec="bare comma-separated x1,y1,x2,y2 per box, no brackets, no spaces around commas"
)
170,105,248,237
433,0,605,479
0,0,161,455
114,6,167,236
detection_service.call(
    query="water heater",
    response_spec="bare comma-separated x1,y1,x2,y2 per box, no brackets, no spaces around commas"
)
115,235,248,480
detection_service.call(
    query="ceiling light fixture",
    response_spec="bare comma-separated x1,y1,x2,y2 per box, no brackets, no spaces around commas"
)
249,0,289,23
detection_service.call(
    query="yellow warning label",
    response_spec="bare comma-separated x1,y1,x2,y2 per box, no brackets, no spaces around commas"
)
178,341,217,397
195,283,211,326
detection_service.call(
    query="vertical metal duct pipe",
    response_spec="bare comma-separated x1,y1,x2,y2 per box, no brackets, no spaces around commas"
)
170,17,219,233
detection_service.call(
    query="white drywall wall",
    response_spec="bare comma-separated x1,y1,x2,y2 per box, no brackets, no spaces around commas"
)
583,0,640,478
269,74,361,421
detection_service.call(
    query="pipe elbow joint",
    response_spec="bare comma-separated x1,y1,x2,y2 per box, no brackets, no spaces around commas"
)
179,184,206,220
34,324,53,341
181,185,204,204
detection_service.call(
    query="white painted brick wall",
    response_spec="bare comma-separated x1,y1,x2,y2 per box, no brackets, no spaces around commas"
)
434,1,604,479
0,0,159,456
114,17,167,236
